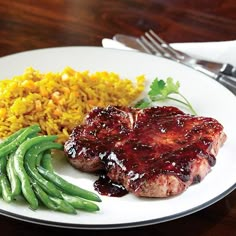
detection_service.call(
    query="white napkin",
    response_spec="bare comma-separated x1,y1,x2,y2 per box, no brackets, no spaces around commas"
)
102,38,236,66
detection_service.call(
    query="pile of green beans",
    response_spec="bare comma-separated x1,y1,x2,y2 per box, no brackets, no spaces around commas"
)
0,124,101,214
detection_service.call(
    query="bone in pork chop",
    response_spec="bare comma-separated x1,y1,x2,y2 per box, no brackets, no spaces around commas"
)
64,106,226,197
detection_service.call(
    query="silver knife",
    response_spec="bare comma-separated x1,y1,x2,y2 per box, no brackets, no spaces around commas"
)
112,34,236,95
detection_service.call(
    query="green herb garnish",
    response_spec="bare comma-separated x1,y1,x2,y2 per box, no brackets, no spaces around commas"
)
135,77,197,115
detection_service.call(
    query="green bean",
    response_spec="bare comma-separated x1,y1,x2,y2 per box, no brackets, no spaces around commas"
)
36,149,100,212
49,196,77,214
0,125,101,214
6,153,21,197
31,179,59,211
0,156,13,202
31,133,44,167
37,166,101,202
40,151,54,172
24,141,63,198
61,193,99,212
0,155,7,173
0,159,3,197
0,127,27,149
13,135,57,210
35,152,43,167
0,124,41,158
0,174,13,202
31,179,77,214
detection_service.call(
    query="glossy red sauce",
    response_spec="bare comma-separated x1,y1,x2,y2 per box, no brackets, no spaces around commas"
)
94,174,128,197
65,106,223,197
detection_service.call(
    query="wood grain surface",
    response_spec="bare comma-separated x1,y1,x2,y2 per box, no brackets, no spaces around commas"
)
0,0,235,235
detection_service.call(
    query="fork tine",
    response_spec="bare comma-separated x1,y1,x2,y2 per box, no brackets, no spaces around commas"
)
144,32,169,55
148,29,184,59
137,34,167,56
136,36,153,54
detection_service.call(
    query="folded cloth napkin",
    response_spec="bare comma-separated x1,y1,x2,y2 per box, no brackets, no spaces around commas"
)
102,38,236,66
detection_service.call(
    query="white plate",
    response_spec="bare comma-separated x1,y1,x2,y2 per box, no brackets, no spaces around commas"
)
0,47,235,229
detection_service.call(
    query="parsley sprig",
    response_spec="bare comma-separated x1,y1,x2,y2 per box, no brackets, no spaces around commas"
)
135,77,197,115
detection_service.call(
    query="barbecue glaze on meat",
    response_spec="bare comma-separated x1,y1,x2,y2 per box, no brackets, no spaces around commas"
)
64,106,226,197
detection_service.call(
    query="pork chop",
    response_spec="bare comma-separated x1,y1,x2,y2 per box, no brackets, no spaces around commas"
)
64,106,226,197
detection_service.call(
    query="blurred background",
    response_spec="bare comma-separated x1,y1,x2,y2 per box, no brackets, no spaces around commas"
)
1,0,236,57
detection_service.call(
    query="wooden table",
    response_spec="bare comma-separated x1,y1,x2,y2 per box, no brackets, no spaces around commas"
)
0,0,235,235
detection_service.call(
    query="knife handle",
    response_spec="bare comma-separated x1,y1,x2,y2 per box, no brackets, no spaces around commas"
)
216,73,236,96
192,65,236,95
220,64,236,78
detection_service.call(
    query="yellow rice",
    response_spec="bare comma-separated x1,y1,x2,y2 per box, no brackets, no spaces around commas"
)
0,66,145,143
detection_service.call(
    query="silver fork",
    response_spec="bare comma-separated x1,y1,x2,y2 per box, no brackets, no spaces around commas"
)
138,30,236,77
137,30,236,95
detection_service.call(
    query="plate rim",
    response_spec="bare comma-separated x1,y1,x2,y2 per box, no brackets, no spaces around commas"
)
0,46,235,229
0,184,235,230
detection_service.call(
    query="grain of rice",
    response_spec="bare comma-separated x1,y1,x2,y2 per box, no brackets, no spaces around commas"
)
0,67,145,143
